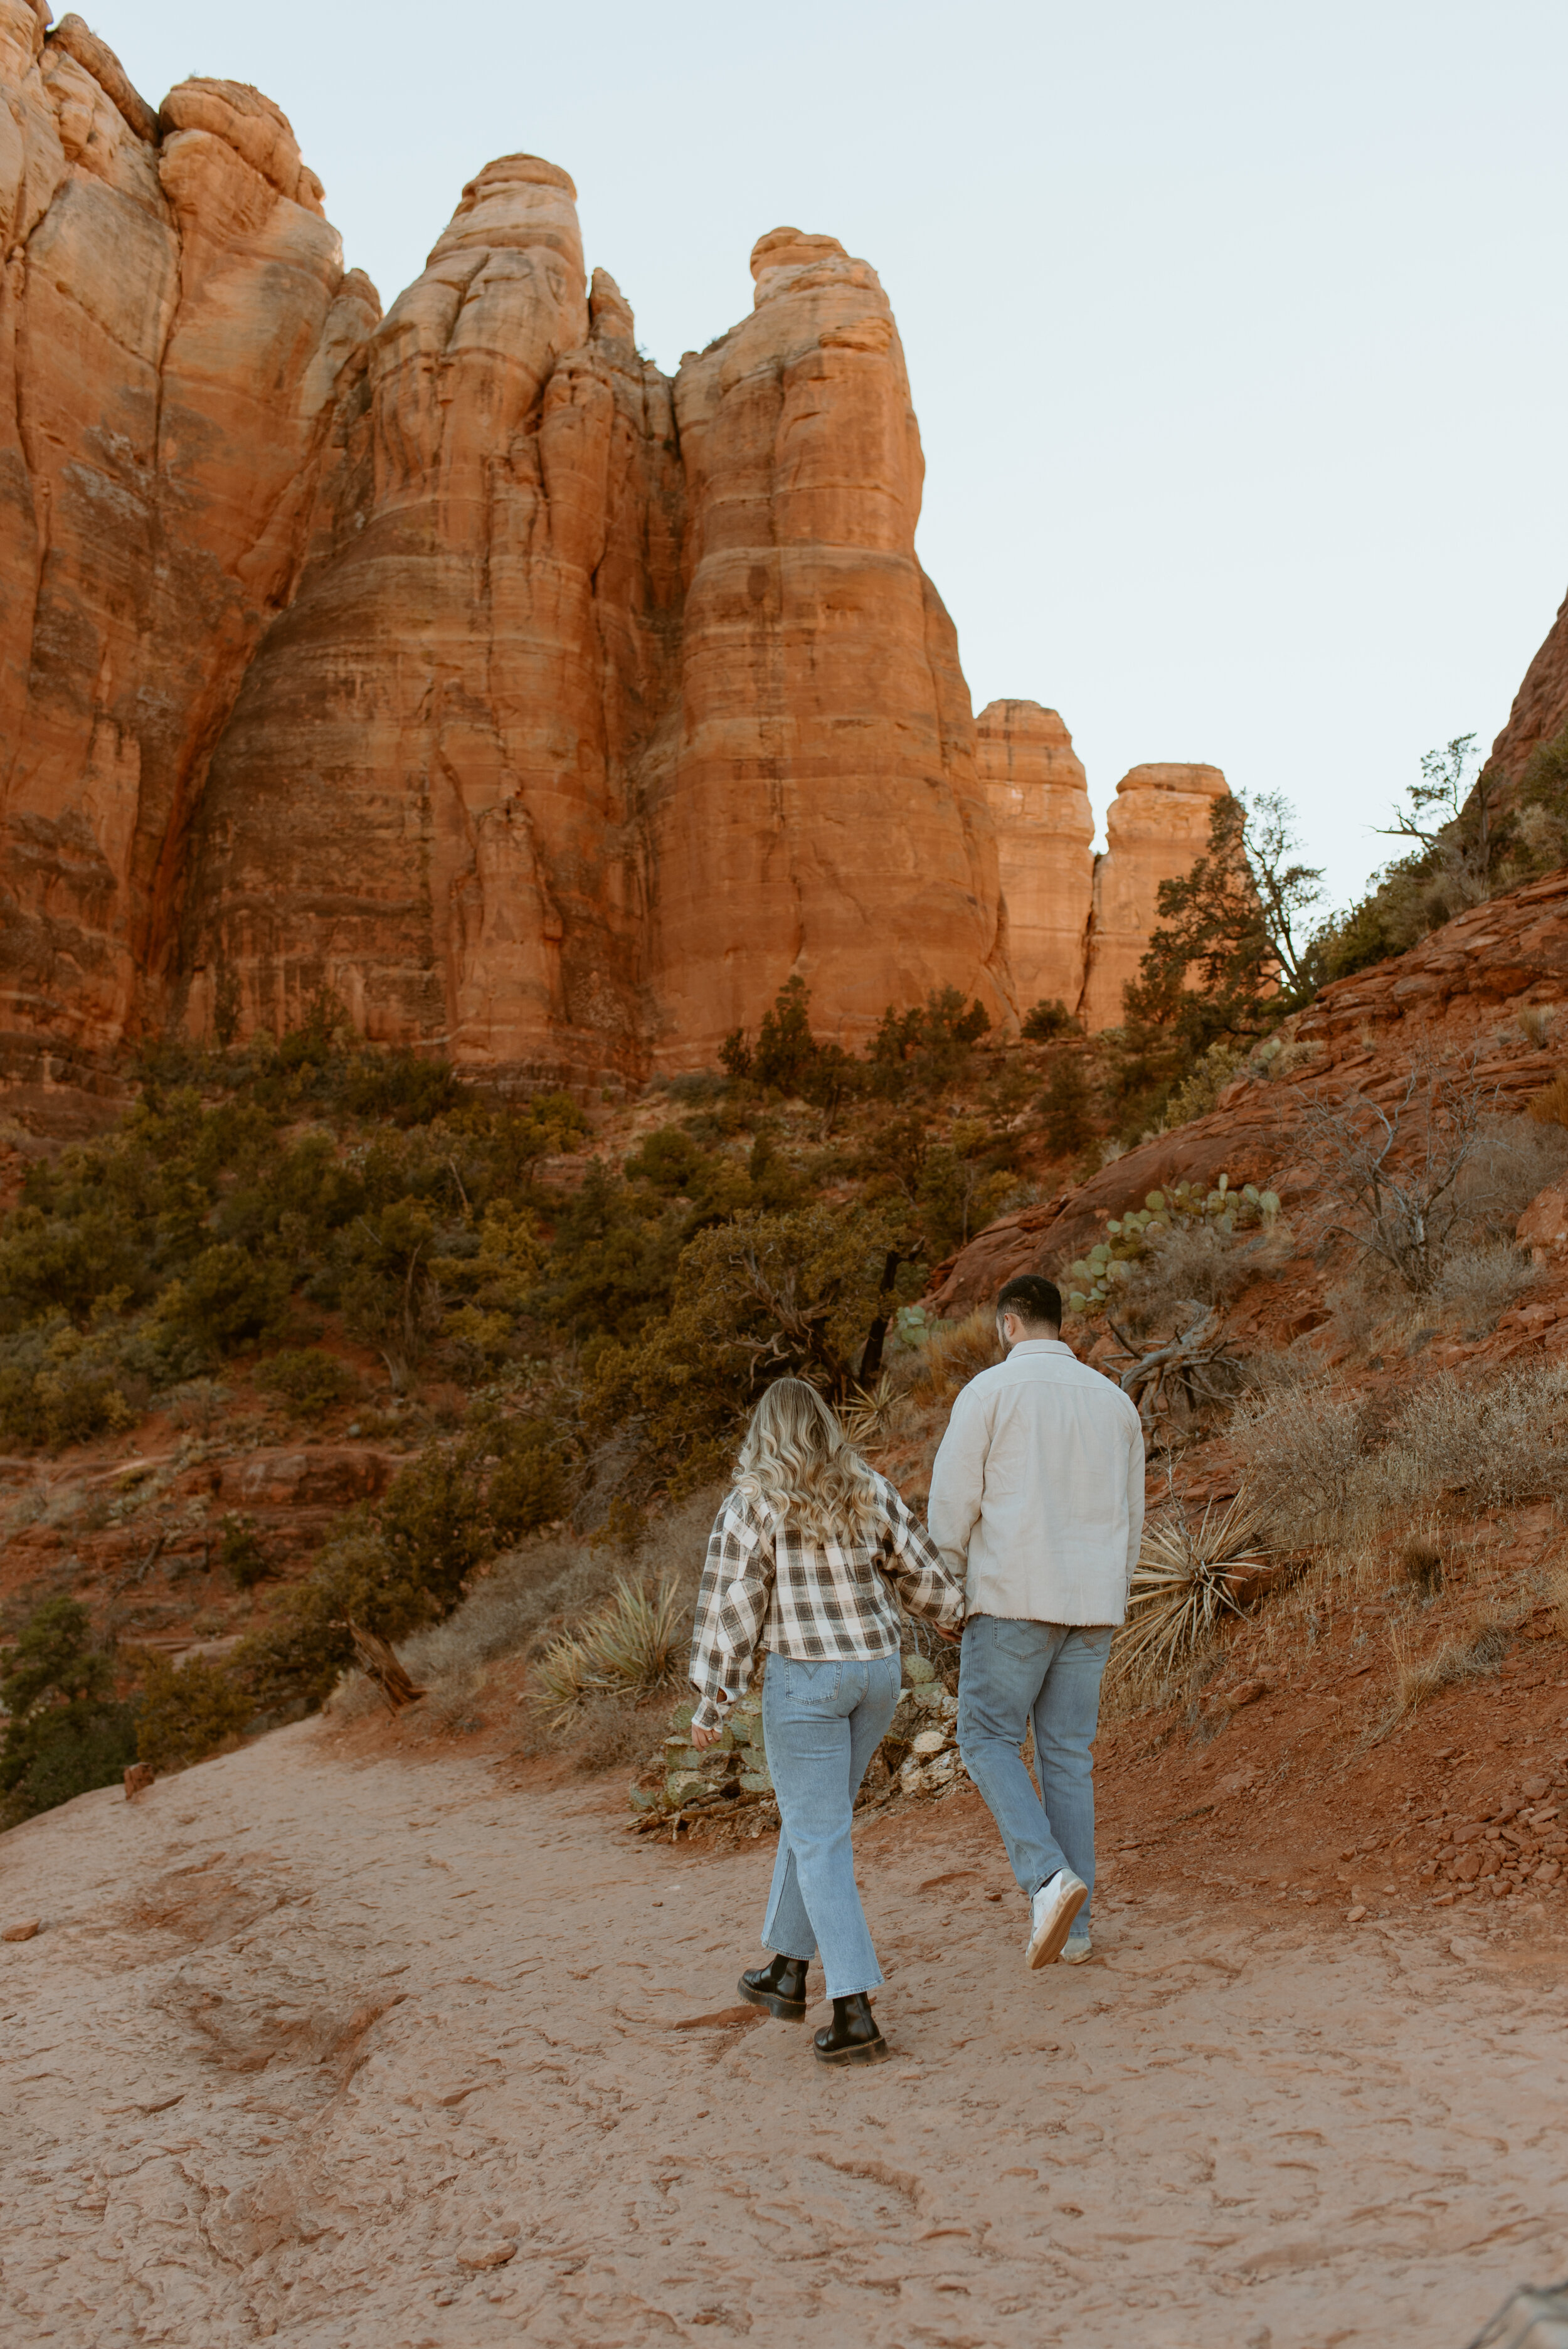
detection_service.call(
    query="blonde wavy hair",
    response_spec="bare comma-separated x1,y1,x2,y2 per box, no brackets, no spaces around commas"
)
734,1379,886,1547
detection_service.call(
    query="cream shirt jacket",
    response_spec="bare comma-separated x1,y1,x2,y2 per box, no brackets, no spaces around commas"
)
926,1339,1145,1625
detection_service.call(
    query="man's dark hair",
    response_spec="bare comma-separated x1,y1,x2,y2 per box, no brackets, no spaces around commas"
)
996,1275,1062,1331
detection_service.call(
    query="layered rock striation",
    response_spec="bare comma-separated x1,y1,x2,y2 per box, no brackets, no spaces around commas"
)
0,4,378,1084
2,7,1227,1086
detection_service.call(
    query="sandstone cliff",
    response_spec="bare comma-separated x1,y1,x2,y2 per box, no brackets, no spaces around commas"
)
0,4,377,1085
975,699,1094,1017
1077,762,1231,1030
177,157,683,1079
0,6,1224,1086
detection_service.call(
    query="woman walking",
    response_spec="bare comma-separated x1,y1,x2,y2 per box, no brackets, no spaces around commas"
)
689,1378,966,2065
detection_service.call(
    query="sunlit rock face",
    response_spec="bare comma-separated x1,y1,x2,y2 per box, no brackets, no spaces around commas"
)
1078,763,1231,1031
975,699,1094,1021
0,6,374,1083
6,7,1234,1088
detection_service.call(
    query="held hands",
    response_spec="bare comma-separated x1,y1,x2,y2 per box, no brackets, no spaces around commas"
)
691,1723,721,1750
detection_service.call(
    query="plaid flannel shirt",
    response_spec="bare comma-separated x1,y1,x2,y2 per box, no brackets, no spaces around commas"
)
688,1475,966,1732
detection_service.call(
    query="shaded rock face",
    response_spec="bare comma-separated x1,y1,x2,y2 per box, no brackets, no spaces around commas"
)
1078,763,1231,1031
0,6,378,1084
975,699,1093,1018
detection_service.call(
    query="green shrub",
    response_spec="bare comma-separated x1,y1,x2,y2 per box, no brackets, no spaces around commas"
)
0,1322,137,1449
338,1050,462,1128
219,1514,271,1589
135,1653,253,1773
1022,999,1081,1042
1040,1053,1096,1157
255,1347,358,1421
0,1597,139,1821
166,1244,291,1354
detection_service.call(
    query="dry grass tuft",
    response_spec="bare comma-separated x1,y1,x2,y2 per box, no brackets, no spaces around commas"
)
1380,1610,1513,1733
906,1310,999,1408
1104,1490,1269,1713
534,1577,686,1722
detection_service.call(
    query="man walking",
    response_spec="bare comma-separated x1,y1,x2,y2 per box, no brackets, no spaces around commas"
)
928,1274,1144,1971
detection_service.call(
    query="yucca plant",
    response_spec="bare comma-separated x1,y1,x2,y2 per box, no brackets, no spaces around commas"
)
840,1374,901,1448
533,1577,686,1724
1107,1490,1270,1700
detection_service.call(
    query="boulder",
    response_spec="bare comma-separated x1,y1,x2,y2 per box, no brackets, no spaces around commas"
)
1518,1178,1568,1264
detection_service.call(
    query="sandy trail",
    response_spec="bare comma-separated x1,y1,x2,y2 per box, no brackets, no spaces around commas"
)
1,1727,1564,2349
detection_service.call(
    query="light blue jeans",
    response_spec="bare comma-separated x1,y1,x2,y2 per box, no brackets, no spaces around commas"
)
760,1650,903,2000
957,1617,1115,1931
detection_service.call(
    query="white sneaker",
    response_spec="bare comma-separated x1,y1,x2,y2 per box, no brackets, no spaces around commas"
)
1025,1870,1088,1970
1059,1932,1092,1966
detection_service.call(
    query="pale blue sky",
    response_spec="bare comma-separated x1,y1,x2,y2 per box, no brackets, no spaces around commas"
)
86,0,1568,912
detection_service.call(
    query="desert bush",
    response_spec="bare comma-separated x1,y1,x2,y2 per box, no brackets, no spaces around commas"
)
1429,1240,1535,1330
0,1322,137,1448
135,1653,253,1772
1112,1216,1258,1337
1530,1072,1568,1131
165,1243,292,1354
905,1308,1000,1407
1022,1000,1081,1042
220,1514,271,1589
1457,1113,1568,1221
1229,1373,1377,1544
1381,1611,1513,1729
1299,1059,1496,1293
586,1201,909,1483
1373,1363,1568,1513
162,1377,231,1433
254,1347,359,1421
0,1596,139,1822
336,1049,462,1128
1039,1053,1095,1157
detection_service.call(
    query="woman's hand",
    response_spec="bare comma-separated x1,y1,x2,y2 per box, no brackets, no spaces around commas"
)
691,1722,721,1750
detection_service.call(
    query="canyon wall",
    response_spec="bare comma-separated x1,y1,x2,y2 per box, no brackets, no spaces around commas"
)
1,6,1227,1087
0,5,378,1086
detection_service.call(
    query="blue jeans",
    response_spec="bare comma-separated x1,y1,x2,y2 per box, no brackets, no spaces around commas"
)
760,1650,903,2000
957,1617,1115,1931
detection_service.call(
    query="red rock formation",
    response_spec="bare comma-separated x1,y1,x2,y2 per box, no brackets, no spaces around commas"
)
1078,763,1231,1030
1,7,1205,1088
177,157,683,1079
645,228,1008,1067
1488,585,1568,783
975,699,1094,1019
0,4,377,1085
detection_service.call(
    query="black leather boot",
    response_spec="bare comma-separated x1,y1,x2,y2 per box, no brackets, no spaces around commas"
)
739,1954,810,2019
813,1992,888,2065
